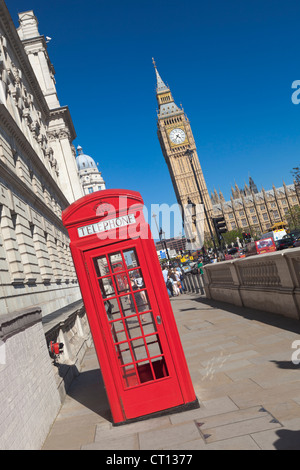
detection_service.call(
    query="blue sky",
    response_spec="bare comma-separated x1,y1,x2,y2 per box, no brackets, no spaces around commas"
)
6,0,300,237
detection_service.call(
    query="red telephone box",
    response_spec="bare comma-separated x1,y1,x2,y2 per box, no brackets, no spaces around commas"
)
62,189,198,425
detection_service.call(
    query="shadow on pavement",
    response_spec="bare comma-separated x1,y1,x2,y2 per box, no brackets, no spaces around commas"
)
66,367,113,424
193,296,300,335
273,429,300,450
270,360,300,370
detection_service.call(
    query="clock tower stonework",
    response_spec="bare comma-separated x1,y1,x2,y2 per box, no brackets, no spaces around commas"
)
154,60,213,238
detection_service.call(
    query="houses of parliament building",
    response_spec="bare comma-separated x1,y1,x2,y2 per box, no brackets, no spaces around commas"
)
210,177,298,234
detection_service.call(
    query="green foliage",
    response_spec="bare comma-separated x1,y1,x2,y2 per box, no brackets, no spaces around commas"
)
222,229,243,245
286,205,300,231
203,234,218,250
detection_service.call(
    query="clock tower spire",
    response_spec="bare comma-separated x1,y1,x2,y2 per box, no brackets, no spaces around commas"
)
153,60,213,241
153,58,181,118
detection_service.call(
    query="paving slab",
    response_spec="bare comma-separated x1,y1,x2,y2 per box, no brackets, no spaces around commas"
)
42,292,300,451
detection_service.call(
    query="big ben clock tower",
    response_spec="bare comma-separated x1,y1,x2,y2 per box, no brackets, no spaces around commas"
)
153,59,213,241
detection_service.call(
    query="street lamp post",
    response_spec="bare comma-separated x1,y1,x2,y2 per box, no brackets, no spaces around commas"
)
159,227,170,260
152,213,160,237
153,213,170,261
184,148,218,254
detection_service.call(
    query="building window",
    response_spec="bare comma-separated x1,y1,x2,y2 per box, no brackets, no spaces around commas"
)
252,216,258,224
263,213,268,221
229,213,234,219
282,199,287,205
250,208,255,213
241,219,247,226
273,210,279,219
88,187,93,194
260,205,265,210
231,222,236,229
239,210,244,216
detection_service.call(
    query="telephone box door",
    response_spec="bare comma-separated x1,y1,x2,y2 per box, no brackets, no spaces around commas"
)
84,238,185,421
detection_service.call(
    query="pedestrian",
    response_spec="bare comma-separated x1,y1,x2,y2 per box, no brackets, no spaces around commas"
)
171,269,180,295
197,257,203,275
176,265,185,292
168,268,177,296
133,272,147,322
162,265,173,297
174,269,183,294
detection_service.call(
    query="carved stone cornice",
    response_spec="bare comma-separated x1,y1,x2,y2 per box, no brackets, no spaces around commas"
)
0,2,49,118
0,102,69,210
46,127,71,142
48,106,76,141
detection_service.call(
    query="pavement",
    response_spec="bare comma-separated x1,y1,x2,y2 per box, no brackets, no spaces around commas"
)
42,292,300,451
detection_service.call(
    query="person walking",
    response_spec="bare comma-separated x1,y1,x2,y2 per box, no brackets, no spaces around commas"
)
176,265,185,293
170,269,180,296
197,257,204,275
162,265,173,297
168,268,176,296
174,269,183,294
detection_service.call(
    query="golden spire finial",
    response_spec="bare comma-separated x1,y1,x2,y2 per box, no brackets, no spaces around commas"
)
152,57,156,68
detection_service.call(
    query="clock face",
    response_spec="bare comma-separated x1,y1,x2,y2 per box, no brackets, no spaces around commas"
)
169,128,186,144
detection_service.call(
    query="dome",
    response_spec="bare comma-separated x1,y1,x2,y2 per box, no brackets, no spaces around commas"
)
76,145,98,171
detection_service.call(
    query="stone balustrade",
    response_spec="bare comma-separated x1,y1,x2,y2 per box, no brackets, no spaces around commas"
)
203,247,300,320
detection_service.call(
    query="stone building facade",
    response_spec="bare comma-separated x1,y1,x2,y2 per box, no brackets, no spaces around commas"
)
0,4,91,449
0,6,83,316
211,177,299,234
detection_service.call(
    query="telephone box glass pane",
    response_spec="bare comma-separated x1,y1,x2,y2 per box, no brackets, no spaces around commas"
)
125,317,142,340
104,298,121,320
111,319,127,343
134,290,150,312
128,269,144,290
114,273,130,294
98,277,115,298
123,249,139,269
137,361,154,383
118,342,133,366
109,252,126,272
94,256,110,276
145,334,162,357
131,338,148,361
152,357,169,380
140,312,157,335
121,365,139,388
119,294,135,317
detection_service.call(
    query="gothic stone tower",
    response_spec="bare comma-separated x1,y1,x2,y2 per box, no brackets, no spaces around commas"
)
153,60,213,238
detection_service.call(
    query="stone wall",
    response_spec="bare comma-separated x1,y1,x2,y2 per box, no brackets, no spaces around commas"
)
203,247,300,320
0,302,92,450
0,307,60,450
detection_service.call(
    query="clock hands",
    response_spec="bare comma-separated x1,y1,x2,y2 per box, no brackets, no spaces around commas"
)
170,128,185,143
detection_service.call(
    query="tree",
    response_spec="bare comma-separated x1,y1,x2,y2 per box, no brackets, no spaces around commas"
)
291,167,300,202
286,206,300,231
222,229,243,246
203,234,218,251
